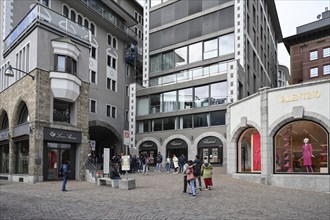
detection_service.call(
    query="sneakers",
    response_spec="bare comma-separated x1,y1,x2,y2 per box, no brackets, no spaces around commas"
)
199,187,202,191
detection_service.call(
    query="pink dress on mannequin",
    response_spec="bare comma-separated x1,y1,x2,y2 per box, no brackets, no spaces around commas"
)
302,143,312,166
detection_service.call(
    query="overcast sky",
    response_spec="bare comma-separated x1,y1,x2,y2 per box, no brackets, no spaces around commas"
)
138,0,329,70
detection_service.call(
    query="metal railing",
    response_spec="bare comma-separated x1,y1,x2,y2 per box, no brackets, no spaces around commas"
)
85,159,98,179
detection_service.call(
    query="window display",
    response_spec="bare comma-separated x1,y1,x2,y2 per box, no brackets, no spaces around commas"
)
275,121,328,174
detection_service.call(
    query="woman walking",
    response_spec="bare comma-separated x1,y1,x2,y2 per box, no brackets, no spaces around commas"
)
186,160,196,197
201,158,213,190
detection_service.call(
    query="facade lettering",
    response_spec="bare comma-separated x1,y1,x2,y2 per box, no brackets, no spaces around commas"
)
279,91,321,103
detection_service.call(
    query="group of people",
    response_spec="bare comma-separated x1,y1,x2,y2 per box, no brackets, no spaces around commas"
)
182,155,213,197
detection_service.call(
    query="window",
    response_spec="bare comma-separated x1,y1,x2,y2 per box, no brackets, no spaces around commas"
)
39,0,49,7
126,65,130,76
162,91,177,112
194,113,209,128
210,82,227,105
63,5,69,18
324,48,330,58
174,47,187,66
70,10,76,21
53,99,71,123
150,94,161,114
16,140,29,174
204,39,218,59
90,23,95,35
55,55,77,75
111,106,116,118
219,33,235,56
107,55,117,69
90,70,96,83
107,55,111,66
310,67,318,77
106,105,111,117
324,65,330,75
189,42,202,63
310,51,318,61
107,34,112,46
163,117,175,130
77,15,83,25
112,38,117,49
91,47,96,59
84,19,89,28
210,111,226,126
150,54,161,73
107,78,111,90
18,104,29,124
194,85,209,107
90,99,96,113
178,88,193,110
153,119,162,131
111,80,116,92
162,51,174,70
179,115,192,129
274,121,328,174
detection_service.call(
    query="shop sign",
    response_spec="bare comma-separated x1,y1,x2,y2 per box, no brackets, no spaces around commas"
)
279,90,320,103
122,155,130,171
0,130,9,141
198,136,222,148
140,141,157,150
167,139,187,149
44,127,82,143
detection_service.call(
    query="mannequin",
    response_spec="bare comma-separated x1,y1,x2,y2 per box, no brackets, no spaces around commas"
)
299,138,314,173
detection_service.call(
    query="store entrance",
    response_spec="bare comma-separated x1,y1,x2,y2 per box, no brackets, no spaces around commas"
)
46,143,73,180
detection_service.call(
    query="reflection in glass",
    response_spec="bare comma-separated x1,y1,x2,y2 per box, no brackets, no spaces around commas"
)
162,51,175,70
189,42,202,63
177,70,191,82
137,97,149,116
179,115,192,129
162,91,177,112
210,82,227,105
194,85,209,107
194,113,209,128
150,94,161,113
178,88,193,110
150,54,162,73
219,33,235,56
174,47,187,66
204,38,218,59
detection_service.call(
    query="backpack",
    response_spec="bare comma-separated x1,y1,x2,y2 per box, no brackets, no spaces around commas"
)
193,166,200,177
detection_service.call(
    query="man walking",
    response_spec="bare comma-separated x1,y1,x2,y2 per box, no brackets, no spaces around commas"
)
61,161,70,192
156,152,163,173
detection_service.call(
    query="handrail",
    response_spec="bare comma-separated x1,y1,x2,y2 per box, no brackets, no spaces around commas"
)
86,159,98,178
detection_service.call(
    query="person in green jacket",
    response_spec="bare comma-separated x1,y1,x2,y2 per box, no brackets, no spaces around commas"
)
201,157,213,190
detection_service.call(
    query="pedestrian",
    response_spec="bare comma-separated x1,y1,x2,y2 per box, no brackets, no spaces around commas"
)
201,157,213,190
142,153,150,175
110,164,121,180
182,160,188,193
165,155,171,173
156,152,163,173
179,154,184,173
172,154,179,174
186,160,196,197
61,160,70,192
193,155,202,191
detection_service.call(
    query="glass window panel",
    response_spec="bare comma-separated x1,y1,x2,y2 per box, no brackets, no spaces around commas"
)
162,51,175,70
210,82,227,105
137,97,149,116
194,85,209,107
153,119,162,131
16,140,29,174
163,74,176,85
310,51,318,61
209,63,219,75
179,115,192,129
162,91,177,112
53,99,71,123
163,117,175,130
323,65,330,75
150,94,161,113
323,48,330,57
189,42,202,63
149,77,162,87
192,67,205,79
310,67,318,77
204,38,218,60
150,54,162,72
194,113,209,128
210,110,226,126
219,62,227,73
178,88,193,110
56,55,66,72
174,47,187,66
177,70,192,82
219,33,235,56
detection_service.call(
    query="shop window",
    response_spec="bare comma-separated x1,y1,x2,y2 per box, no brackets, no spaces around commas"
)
238,128,261,173
0,144,9,173
53,99,71,123
274,121,328,174
15,140,29,174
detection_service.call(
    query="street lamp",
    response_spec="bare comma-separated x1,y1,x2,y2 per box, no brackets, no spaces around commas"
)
4,65,34,80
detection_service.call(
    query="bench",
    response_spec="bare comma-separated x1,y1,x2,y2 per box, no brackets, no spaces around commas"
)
97,178,119,188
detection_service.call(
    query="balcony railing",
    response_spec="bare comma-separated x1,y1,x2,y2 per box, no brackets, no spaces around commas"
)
3,4,91,53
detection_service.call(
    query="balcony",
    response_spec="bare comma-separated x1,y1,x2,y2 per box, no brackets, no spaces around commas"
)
3,4,91,55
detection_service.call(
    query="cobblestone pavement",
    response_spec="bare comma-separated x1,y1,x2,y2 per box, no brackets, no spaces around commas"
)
1,167,329,220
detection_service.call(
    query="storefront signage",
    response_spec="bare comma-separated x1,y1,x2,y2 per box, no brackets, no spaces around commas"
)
140,141,157,150
0,130,9,141
44,127,82,143
198,137,222,148
167,139,187,149
279,91,320,103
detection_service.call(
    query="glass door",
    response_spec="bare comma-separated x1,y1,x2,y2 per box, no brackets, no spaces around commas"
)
47,143,71,180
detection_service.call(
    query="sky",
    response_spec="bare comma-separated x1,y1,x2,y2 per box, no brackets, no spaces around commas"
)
138,0,329,70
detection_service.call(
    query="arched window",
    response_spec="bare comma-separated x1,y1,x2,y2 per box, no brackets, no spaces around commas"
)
77,15,83,25
112,37,117,49
107,34,112,46
274,120,328,174
0,113,9,130
84,19,89,29
70,10,76,22
238,128,261,173
18,104,29,124
90,23,95,36
63,5,69,18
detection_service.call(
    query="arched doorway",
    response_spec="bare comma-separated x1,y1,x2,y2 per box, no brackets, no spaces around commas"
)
166,139,188,160
139,141,157,165
197,136,223,165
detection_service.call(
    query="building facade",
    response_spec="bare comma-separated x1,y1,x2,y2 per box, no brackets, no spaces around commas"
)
283,8,330,84
0,0,142,182
227,79,329,192
129,0,282,164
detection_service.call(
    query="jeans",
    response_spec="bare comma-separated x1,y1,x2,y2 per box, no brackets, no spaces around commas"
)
62,175,68,191
189,179,196,196
156,163,162,172
143,164,149,174
194,176,202,188
165,163,170,172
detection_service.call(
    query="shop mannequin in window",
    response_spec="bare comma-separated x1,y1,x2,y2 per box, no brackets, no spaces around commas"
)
299,138,315,173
